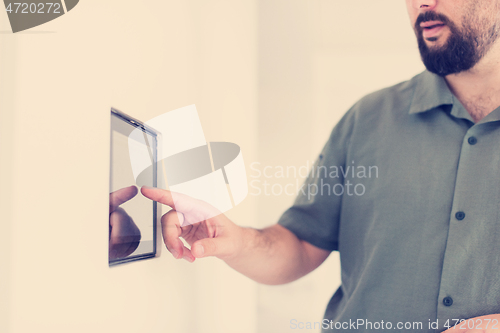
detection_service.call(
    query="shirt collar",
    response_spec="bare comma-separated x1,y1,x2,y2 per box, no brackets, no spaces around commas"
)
480,105,500,124
409,70,500,125
409,70,454,115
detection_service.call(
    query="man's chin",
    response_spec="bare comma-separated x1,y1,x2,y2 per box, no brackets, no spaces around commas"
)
423,33,449,47
419,38,449,59
425,37,439,43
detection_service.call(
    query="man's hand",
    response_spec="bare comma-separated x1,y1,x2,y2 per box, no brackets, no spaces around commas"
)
140,186,245,263
141,186,330,284
109,185,141,260
442,314,500,332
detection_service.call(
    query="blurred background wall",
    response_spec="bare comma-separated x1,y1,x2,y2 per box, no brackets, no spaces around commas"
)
0,1,424,332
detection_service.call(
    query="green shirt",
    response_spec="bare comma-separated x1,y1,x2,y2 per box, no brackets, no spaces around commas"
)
278,70,500,332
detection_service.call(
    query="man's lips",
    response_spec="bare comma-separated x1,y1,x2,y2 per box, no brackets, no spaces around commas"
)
420,21,446,39
420,20,445,28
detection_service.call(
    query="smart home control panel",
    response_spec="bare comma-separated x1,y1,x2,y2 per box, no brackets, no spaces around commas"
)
109,108,161,266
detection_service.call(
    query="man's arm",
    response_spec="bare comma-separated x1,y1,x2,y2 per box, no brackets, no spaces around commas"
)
141,186,330,285
225,224,330,285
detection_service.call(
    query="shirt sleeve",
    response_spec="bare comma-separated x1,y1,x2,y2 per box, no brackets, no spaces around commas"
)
277,108,356,251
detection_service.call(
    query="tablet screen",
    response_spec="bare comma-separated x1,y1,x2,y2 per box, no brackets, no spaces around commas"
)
109,109,159,266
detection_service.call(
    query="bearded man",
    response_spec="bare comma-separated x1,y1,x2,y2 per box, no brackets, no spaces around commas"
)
142,1,500,332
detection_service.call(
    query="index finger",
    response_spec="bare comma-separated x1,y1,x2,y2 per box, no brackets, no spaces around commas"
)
109,185,138,213
141,186,223,226
141,187,199,213
141,186,176,207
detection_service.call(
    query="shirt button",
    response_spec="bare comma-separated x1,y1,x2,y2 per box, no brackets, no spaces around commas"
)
443,296,453,307
455,212,466,220
468,137,478,145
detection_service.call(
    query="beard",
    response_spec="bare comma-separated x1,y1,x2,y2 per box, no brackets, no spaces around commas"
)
416,11,499,77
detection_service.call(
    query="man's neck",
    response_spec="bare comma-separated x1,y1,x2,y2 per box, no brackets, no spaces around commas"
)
445,43,500,123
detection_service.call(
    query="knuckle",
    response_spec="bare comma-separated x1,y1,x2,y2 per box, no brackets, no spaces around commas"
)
205,240,217,254
162,210,183,226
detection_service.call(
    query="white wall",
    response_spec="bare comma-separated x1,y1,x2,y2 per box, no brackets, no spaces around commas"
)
0,15,16,332
0,1,258,333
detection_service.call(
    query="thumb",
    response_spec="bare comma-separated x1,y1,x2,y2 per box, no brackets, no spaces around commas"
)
192,238,230,259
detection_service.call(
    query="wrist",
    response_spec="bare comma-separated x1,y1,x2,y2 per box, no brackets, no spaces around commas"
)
222,226,256,264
